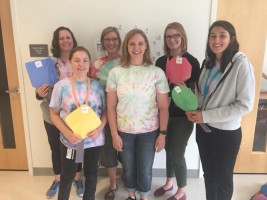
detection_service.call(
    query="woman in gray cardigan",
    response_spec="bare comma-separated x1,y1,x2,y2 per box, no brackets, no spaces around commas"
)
186,20,255,200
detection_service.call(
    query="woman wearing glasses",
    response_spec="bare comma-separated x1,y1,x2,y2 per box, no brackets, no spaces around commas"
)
154,22,200,200
90,26,121,200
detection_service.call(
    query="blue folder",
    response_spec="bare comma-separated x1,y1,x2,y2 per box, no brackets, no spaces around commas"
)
25,57,58,88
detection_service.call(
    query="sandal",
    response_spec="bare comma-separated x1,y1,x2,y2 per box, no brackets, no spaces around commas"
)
104,184,118,200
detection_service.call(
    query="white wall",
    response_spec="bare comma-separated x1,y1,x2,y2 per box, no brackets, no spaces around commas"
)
11,0,212,174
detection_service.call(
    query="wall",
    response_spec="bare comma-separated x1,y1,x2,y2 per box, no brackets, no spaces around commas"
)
11,0,212,175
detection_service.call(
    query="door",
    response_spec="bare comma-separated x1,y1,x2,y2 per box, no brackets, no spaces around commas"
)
0,0,28,170
217,0,267,173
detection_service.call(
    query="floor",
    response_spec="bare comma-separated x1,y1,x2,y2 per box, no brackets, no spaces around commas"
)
0,171,266,200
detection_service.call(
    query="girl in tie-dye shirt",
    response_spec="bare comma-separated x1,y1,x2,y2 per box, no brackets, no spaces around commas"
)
50,46,106,200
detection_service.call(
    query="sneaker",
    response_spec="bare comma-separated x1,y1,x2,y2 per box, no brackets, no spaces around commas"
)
46,180,59,199
73,179,84,197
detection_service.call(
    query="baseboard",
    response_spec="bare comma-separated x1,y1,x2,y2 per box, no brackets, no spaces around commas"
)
33,167,199,178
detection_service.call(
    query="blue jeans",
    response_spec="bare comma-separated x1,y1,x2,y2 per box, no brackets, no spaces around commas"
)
119,130,158,196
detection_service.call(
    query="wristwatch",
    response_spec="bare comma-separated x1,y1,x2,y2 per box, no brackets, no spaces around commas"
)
159,130,167,135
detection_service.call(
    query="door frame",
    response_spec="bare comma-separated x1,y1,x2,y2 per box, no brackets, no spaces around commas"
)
211,0,267,173
0,0,32,173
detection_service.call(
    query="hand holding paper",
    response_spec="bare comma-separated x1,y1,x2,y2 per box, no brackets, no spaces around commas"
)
25,57,58,88
65,105,101,139
171,85,198,111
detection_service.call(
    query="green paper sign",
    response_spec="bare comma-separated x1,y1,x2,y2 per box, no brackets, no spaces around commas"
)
171,85,198,111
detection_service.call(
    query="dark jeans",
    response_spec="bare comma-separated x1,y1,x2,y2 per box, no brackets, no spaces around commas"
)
44,121,82,175
166,117,193,187
58,143,101,200
196,124,241,200
119,130,158,196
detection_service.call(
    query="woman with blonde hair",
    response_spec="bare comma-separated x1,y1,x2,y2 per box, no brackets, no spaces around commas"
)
106,29,169,200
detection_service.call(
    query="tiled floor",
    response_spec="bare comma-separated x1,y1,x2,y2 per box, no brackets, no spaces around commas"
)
0,171,266,200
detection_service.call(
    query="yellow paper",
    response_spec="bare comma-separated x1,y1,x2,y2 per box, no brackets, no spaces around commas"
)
65,105,101,139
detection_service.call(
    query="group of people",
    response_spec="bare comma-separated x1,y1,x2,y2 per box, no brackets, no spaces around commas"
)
35,20,255,200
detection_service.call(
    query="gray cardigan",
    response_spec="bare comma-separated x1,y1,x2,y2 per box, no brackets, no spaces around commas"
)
197,52,255,130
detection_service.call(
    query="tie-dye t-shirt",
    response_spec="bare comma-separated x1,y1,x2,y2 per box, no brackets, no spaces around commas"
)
49,77,106,149
56,58,73,80
106,65,169,134
90,56,108,79
41,57,73,124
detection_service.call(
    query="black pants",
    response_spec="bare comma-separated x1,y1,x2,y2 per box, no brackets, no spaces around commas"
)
196,124,241,200
44,121,82,174
58,143,101,200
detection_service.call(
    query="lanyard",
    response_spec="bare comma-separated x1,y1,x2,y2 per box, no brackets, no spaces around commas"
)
70,76,90,108
69,76,90,164
203,68,220,100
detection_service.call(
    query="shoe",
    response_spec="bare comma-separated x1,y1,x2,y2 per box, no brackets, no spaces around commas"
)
167,194,186,200
46,180,59,199
73,179,84,197
251,192,267,200
104,184,118,200
154,185,173,196
125,196,136,200
261,184,267,196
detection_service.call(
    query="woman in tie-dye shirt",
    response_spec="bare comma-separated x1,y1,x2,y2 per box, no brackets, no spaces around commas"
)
106,29,169,200
91,26,122,200
35,27,84,198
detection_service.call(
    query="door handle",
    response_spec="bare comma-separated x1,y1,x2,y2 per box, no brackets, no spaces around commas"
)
5,87,20,94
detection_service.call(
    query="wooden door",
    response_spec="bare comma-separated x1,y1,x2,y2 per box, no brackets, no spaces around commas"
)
217,0,267,173
0,0,28,170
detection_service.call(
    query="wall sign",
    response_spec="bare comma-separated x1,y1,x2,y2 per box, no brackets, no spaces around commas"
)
29,44,49,57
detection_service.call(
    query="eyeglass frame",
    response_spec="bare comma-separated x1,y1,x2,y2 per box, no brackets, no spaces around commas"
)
165,33,181,41
103,37,119,43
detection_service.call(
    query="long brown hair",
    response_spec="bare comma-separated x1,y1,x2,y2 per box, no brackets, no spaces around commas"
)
50,26,77,58
205,20,239,72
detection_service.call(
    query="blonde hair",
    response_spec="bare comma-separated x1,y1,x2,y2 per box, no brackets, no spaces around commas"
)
100,26,121,51
120,29,152,67
163,22,188,57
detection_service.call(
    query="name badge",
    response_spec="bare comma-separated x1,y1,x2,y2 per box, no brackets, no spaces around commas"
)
199,123,212,133
66,148,74,159
82,106,89,114
176,57,183,64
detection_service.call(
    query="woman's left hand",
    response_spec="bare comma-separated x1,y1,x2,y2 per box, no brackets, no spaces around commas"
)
155,134,165,152
186,111,204,123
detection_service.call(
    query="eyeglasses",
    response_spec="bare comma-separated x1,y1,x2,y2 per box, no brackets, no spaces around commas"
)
165,34,181,41
103,38,119,43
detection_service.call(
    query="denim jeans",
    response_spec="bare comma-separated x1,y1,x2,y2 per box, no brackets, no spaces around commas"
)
119,130,158,196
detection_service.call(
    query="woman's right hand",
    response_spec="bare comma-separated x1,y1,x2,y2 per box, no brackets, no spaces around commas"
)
36,84,49,98
67,132,82,145
112,134,123,152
